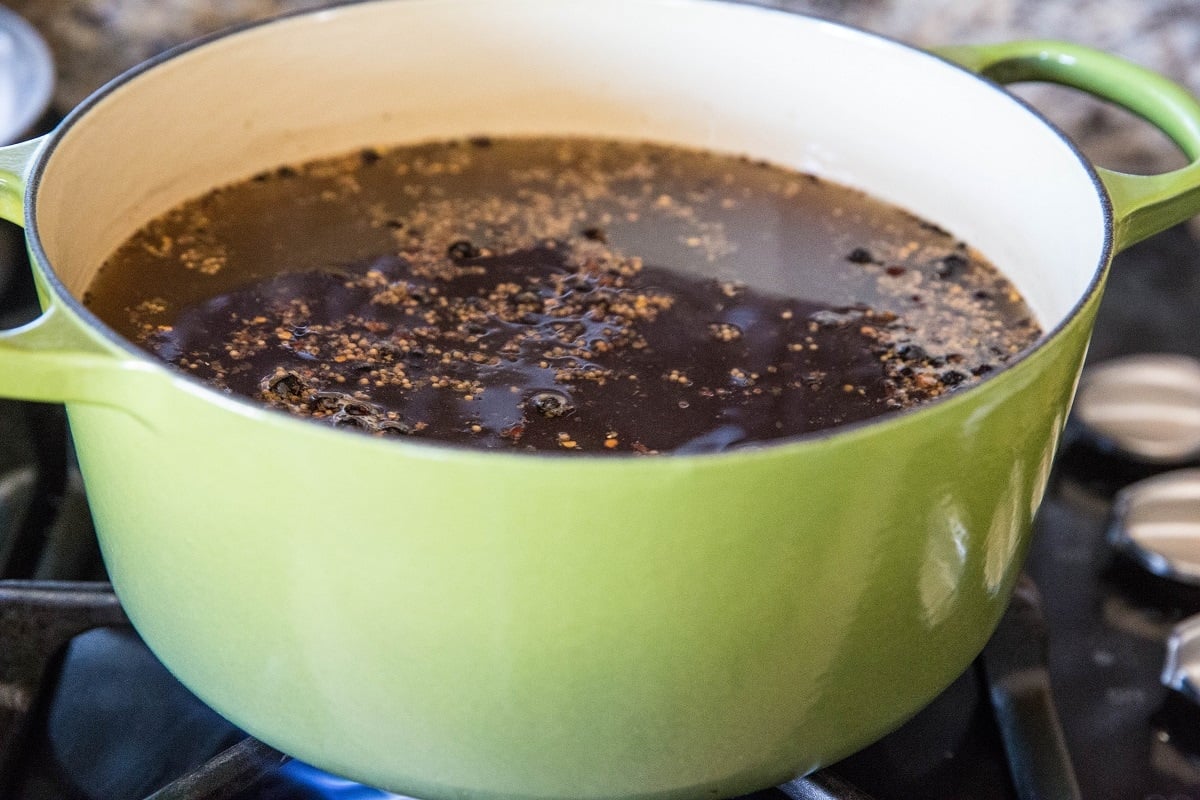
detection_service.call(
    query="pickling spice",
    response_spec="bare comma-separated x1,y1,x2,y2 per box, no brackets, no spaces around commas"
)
85,137,1041,454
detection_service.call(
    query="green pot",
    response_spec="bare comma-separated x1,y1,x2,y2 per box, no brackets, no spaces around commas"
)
3,2,1200,797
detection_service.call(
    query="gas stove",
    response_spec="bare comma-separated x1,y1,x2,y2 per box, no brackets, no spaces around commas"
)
3,210,1200,798
5,0,1200,792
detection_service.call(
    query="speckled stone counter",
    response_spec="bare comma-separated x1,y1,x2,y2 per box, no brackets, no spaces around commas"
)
7,0,1200,174
10,0,1200,170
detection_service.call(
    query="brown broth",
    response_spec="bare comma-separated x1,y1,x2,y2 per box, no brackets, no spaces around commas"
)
85,137,1041,454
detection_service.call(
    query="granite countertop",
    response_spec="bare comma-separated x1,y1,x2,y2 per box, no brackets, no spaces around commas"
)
8,0,1200,179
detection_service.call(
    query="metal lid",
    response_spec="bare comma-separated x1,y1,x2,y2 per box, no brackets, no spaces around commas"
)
1106,468,1200,707
0,4,53,145
1164,615,1200,707
1108,468,1200,585
1074,354,1200,464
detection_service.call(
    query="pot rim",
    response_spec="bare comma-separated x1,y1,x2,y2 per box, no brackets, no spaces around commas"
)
21,0,1115,461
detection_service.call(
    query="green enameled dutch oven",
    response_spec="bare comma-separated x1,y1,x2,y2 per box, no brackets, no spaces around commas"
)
3,1,1200,797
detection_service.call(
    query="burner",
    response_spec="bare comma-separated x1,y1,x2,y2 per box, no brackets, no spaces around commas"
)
1074,354,1200,466
1164,616,1200,707
1108,468,1200,586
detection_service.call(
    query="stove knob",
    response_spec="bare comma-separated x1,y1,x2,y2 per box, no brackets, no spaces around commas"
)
1073,353,1200,465
1108,468,1200,585
1163,614,1200,706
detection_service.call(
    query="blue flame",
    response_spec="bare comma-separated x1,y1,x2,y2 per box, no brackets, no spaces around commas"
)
253,760,419,799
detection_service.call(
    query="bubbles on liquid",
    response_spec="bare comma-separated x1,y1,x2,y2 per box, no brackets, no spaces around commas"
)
527,390,574,418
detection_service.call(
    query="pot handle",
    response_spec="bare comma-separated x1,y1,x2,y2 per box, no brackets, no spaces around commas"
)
934,40,1200,253
0,137,165,418
0,136,42,223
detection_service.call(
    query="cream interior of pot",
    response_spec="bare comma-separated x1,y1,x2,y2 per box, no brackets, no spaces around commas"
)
32,0,1107,336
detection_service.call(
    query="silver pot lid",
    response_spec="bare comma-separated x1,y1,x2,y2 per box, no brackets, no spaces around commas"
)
1074,353,1200,464
0,4,52,145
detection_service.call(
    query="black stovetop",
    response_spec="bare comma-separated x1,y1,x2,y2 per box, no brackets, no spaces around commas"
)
2,216,1200,800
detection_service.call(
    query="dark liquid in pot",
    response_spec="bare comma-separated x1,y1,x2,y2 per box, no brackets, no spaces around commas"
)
85,137,1041,454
